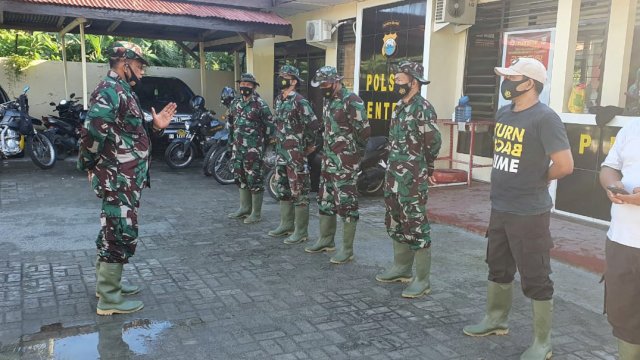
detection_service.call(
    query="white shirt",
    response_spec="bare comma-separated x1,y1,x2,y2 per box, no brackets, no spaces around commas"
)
601,120,640,249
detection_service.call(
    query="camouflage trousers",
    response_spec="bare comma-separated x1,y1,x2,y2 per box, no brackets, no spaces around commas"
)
232,149,264,193
96,188,141,264
384,190,431,250
274,163,310,206
318,170,359,222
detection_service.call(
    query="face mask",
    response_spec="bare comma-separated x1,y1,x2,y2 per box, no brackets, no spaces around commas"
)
500,78,531,100
322,85,334,99
125,63,141,87
278,77,292,90
394,83,411,97
240,87,253,97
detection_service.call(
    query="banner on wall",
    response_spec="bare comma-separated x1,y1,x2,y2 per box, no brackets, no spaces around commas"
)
498,29,555,109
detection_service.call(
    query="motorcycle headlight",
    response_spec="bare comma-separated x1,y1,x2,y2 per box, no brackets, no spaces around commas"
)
184,121,191,131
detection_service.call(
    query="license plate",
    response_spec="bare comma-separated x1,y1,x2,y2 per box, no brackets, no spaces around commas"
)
176,129,188,138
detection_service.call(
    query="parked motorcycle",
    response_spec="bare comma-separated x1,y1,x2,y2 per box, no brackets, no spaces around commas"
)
211,136,276,186
202,122,230,177
265,136,388,200
164,96,224,169
43,93,86,159
0,86,57,169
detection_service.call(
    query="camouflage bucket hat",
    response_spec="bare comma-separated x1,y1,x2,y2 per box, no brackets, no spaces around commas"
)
236,73,260,86
311,66,344,87
110,41,149,66
278,65,303,83
391,60,430,85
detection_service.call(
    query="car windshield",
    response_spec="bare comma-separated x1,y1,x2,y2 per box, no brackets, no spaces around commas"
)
136,77,195,114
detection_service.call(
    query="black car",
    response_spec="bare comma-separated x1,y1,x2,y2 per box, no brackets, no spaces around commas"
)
135,76,196,150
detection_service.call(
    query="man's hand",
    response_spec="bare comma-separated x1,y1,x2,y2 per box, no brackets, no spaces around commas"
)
605,180,626,204
151,102,177,130
615,187,640,206
87,170,92,184
428,175,437,186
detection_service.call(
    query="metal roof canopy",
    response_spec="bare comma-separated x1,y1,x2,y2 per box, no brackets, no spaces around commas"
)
0,0,293,107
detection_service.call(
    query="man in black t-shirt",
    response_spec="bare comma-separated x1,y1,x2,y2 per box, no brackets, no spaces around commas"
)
462,58,574,360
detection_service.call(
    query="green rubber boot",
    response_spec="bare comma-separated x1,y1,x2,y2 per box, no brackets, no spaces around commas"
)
95,260,140,298
401,247,431,298
228,188,252,219
375,241,414,283
330,220,357,264
618,338,640,360
284,205,309,244
463,281,513,336
96,263,144,316
305,215,337,253
268,201,295,237
243,192,263,224
520,299,553,360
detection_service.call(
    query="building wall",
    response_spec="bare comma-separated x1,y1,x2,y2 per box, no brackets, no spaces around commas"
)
0,59,235,119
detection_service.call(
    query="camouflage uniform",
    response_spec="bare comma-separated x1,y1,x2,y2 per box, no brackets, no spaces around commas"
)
317,71,370,222
78,69,157,264
229,84,273,193
384,65,441,250
273,67,319,206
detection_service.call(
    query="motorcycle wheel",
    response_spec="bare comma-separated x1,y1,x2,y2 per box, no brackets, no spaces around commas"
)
357,167,385,196
164,141,194,169
266,168,278,201
211,147,235,185
202,145,218,176
26,133,57,169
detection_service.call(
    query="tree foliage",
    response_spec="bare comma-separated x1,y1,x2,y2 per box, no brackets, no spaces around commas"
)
0,30,234,75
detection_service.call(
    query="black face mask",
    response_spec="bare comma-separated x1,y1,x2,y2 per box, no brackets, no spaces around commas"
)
240,87,253,97
500,78,532,100
322,85,334,99
394,83,411,97
125,64,141,87
278,77,292,90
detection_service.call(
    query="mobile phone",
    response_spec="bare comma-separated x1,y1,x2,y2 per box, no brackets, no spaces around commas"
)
607,185,630,195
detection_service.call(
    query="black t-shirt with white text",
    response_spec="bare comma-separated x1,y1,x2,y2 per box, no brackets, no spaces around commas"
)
490,102,570,215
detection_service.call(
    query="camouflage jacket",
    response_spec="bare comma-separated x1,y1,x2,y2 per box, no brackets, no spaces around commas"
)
385,94,441,195
321,87,371,173
77,70,157,194
230,94,274,155
273,91,319,169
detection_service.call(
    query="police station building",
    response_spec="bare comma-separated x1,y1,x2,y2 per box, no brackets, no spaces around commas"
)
216,0,640,224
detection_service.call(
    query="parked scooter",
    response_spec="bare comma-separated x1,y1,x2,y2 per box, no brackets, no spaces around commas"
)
43,93,87,159
203,87,236,177
0,86,57,169
164,96,224,169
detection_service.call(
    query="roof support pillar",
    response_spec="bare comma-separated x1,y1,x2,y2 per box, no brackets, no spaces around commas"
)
79,21,88,110
61,36,68,99
199,41,206,97
234,51,241,87
245,44,254,74
549,0,580,113
600,0,638,107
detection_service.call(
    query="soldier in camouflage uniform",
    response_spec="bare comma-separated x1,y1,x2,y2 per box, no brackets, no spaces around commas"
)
268,65,320,244
375,61,441,299
307,66,370,264
78,41,176,315
227,73,274,224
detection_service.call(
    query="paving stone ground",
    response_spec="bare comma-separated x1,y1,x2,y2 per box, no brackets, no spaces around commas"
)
0,158,616,360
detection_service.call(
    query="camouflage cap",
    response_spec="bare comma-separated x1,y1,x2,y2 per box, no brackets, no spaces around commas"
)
391,60,430,85
110,41,149,66
278,65,303,82
236,73,260,86
311,66,344,87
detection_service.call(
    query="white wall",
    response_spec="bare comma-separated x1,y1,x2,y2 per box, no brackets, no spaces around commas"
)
0,59,235,119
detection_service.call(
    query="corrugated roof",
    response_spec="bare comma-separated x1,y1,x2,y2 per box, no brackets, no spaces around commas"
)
17,0,291,26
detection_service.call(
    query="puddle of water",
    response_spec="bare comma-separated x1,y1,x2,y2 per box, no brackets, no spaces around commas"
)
1,319,171,360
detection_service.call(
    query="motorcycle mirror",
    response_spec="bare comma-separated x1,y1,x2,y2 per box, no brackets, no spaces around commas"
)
22,86,30,94
49,102,56,106
69,93,76,98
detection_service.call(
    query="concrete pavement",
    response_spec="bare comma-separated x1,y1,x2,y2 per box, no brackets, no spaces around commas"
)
0,158,616,359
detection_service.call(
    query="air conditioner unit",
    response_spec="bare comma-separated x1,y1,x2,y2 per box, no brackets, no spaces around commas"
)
435,0,477,25
306,20,333,43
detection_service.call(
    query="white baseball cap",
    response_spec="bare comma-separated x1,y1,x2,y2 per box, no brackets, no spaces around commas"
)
494,57,547,84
